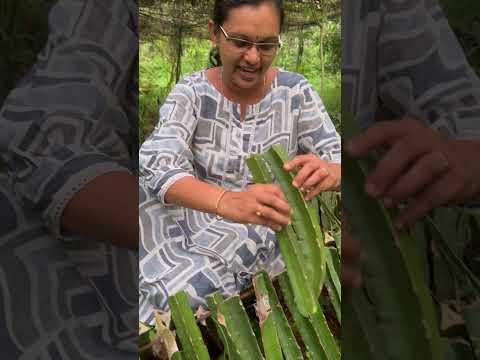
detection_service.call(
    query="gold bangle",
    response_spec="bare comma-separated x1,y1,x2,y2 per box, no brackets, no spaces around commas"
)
215,189,228,214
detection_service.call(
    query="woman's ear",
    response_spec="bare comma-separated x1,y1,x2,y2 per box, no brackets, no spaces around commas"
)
208,20,218,46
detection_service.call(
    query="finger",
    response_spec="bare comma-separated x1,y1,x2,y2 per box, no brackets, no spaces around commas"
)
302,168,329,189
250,209,281,230
345,120,415,157
283,154,313,171
304,182,323,200
365,137,429,198
265,220,283,232
384,150,450,204
251,215,270,227
263,184,288,202
305,175,336,200
292,163,317,190
259,205,291,226
394,172,462,228
305,192,319,201
258,192,291,216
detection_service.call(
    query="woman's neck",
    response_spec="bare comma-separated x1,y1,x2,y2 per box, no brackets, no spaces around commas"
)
222,77,265,104
208,67,275,105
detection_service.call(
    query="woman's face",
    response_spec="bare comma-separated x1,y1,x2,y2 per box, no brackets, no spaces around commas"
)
211,2,281,92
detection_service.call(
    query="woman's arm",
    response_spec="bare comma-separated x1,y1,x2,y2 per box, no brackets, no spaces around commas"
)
141,81,291,232
164,175,223,214
164,175,292,232
61,171,138,249
0,1,138,247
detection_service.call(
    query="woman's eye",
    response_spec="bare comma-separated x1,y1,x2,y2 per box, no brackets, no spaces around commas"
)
258,44,275,52
232,39,250,48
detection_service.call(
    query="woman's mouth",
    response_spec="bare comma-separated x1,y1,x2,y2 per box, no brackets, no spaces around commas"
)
237,66,260,81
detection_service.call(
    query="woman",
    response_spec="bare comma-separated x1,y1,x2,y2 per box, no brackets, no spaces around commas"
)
139,0,341,324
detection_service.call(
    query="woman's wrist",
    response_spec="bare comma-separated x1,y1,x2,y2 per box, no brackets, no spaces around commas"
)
214,189,229,215
328,163,341,191
215,190,234,217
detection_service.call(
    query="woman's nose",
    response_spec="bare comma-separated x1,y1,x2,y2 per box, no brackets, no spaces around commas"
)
243,45,261,64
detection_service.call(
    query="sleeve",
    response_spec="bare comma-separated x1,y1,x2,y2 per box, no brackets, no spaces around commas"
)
377,0,480,139
0,0,138,237
296,79,341,163
139,80,198,205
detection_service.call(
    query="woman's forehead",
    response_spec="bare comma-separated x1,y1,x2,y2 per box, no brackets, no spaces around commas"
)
222,3,281,38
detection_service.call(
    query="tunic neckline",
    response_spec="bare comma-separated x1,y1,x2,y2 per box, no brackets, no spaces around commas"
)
201,68,279,119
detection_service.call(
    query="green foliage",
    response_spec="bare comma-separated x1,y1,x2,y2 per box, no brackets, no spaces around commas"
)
146,266,341,359
168,291,211,360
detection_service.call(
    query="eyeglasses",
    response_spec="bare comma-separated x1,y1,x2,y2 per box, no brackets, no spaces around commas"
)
218,25,282,56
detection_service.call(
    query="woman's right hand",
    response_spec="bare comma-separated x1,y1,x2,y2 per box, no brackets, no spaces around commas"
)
217,184,292,232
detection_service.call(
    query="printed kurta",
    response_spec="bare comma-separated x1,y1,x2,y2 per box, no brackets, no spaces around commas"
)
342,0,480,137
138,69,341,324
0,0,138,357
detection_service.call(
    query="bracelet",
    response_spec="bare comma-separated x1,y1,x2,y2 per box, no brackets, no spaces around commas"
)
214,189,228,215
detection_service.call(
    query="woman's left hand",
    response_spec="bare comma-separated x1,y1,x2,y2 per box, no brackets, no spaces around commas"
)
345,118,480,229
284,154,341,200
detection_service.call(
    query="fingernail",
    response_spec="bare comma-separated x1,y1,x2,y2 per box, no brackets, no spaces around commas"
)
319,168,329,175
365,182,380,197
300,187,305,192
292,181,298,187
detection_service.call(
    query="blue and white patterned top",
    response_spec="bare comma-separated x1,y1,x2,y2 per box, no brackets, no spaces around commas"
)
0,0,138,358
138,69,341,324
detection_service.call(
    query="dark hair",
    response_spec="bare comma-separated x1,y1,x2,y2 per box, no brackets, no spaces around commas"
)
209,0,285,67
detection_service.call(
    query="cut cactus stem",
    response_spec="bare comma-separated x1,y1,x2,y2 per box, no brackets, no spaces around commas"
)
168,291,210,360
254,271,303,360
218,296,265,360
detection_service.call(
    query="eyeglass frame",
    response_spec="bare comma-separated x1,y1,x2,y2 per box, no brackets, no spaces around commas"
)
218,25,283,55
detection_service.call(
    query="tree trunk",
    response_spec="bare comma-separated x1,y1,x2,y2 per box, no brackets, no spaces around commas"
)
166,0,184,87
319,24,325,97
295,26,304,72
174,26,183,83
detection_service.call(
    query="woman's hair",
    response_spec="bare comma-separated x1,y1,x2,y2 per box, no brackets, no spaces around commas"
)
209,0,285,67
